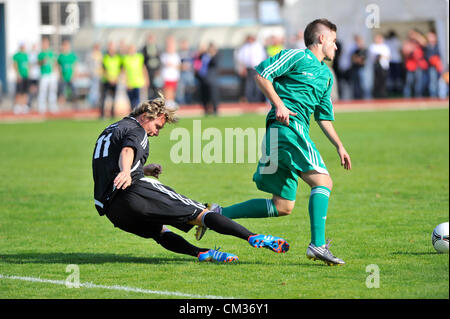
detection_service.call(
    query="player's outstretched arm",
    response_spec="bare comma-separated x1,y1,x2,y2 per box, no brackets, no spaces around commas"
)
317,120,352,170
114,147,134,189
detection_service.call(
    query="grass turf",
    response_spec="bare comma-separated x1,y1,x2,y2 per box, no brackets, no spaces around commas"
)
0,108,448,299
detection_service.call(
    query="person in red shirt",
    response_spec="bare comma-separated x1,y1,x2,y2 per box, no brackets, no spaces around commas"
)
402,29,428,98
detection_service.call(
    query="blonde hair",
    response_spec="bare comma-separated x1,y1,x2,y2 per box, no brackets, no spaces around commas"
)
129,93,178,124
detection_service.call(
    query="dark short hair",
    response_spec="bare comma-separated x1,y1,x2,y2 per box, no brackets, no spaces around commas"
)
304,19,337,47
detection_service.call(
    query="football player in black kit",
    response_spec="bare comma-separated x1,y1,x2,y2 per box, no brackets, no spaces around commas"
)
92,95,290,262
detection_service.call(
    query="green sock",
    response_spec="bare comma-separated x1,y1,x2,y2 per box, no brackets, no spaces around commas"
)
222,199,278,219
308,186,331,247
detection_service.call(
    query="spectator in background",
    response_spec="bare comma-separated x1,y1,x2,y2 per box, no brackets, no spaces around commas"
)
160,36,181,110
176,39,196,105
236,35,266,102
87,43,103,108
385,30,403,95
332,40,346,99
38,37,58,113
368,33,391,98
349,35,367,99
57,40,78,108
100,41,122,119
13,43,30,114
266,35,284,57
438,67,449,99
122,43,148,110
197,42,220,116
142,33,161,100
425,31,443,98
403,29,428,98
291,29,306,49
233,39,246,102
27,43,40,110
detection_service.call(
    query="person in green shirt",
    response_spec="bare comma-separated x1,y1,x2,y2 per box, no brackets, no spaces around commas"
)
12,43,30,113
122,43,149,110
57,40,77,105
196,19,352,266
38,37,58,113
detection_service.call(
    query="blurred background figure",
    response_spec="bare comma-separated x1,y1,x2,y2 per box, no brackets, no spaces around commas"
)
331,40,346,100
12,43,30,114
438,67,449,99
266,35,284,57
142,33,161,100
236,34,266,102
57,40,78,108
349,35,367,99
87,43,103,108
402,29,428,98
425,31,443,98
160,36,180,109
100,41,121,119
122,43,148,110
233,39,246,103
290,29,306,49
176,38,195,105
369,33,391,98
27,43,40,110
385,30,403,95
38,37,58,113
197,42,220,115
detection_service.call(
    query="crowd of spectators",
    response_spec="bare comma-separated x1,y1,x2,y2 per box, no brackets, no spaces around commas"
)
8,28,449,117
340,29,448,100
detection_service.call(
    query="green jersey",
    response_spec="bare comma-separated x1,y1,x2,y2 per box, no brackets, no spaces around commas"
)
38,50,56,75
255,48,334,127
57,52,77,82
13,51,29,78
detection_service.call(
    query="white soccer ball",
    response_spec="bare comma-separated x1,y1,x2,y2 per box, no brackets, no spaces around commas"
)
431,222,449,253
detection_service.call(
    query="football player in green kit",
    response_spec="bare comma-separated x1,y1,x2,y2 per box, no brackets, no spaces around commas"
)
197,19,352,266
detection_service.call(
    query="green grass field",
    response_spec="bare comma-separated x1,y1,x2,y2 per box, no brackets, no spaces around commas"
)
0,107,448,299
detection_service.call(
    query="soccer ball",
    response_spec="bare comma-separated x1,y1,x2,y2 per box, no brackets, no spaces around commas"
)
431,222,449,253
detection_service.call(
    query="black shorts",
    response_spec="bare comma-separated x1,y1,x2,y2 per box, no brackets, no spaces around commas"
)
16,79,29,94
105,178,206,239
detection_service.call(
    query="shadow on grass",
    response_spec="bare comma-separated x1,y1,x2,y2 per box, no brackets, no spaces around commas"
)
391,251,440,256
0,252,193,265
0,252,319,267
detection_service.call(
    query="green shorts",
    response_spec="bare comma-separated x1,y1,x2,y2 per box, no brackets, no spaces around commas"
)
253,120,329,201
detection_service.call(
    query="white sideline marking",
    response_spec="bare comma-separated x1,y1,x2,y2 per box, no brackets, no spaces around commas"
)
0,274,233,299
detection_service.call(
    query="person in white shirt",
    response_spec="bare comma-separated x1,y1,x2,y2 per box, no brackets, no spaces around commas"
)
160,36,181,110
236,35,267,102
368,33,391,98
384,30,403,94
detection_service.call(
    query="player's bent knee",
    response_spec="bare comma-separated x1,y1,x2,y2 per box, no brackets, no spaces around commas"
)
325,177,333,191
277,208,293,216
188,208,209,226
312,175,333,190
273,197,295,216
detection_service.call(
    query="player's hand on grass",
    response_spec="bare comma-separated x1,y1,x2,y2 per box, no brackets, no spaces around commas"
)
275,104,297,126
337,146,352,170
114,170,132,190
144,163,162,179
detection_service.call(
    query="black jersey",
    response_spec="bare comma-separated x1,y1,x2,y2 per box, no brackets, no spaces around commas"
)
92,116,149,215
